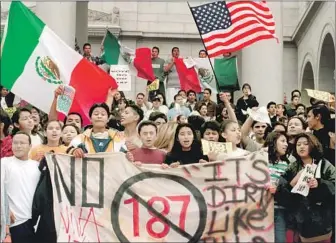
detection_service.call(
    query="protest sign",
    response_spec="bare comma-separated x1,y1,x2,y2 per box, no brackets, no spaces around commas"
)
148,79,160,91
46,151,274,243
110,65,132,91
56,85,76,115
201,139,233,155
291,164,317,197
306,89,332,102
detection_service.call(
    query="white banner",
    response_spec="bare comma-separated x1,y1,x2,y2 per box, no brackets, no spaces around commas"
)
46,151,274,243
110,65,132,91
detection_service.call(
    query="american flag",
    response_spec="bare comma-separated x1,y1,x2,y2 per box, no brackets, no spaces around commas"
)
189,1,277,57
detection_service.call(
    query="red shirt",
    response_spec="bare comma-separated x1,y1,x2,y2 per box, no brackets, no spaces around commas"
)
131,147,166,164
0,136,13,158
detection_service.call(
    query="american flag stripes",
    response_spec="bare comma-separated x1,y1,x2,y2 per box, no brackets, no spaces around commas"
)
189,1,277,57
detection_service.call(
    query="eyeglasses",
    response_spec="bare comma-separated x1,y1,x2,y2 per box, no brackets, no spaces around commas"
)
12,141,30,146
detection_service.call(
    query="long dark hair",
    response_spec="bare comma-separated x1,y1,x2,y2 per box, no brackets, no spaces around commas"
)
170,123,202,155
111,91,126,111
292,132,323,163
264,131,289,164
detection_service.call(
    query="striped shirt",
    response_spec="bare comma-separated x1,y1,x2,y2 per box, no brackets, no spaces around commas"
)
269,160,289,208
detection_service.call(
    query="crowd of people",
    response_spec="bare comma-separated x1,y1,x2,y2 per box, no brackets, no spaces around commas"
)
0,44,335,243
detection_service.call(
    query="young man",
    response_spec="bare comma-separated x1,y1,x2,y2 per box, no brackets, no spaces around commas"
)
148,112,167,129
135,93,152,113
149,46,166,97
2,132,40,243
127,121,166,165
195,88,217,118
186,90,197,111
144,96,167,120
164,47,181,105
267,101,277,124
167,94,190,121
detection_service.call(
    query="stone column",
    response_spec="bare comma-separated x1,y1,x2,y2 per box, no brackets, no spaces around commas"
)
75,1,88,51
241,2,284,106
35,2,77,48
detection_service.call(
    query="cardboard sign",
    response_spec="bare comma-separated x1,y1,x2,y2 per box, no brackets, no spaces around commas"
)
46,152,274,243
110,65,131,91
201,139,233,155
148,79,160,91
306,89,333,102
56,85,76,116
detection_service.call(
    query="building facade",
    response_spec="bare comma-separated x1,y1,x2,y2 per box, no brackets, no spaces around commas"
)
1,1,335,105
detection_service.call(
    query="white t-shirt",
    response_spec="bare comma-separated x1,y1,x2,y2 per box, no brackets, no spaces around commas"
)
30,134,42,148
2,156,40,227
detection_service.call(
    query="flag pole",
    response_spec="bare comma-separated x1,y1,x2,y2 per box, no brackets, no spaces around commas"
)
100,27,108,56
187,2,220,92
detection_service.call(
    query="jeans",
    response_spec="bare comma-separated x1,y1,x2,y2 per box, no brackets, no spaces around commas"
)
275,208,287,243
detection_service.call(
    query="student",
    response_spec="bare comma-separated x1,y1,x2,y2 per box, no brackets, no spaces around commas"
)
127,121,166,165
120,104,144,148
200,121,224,142
2,132,41,243
164,123,208,166
68,103,125,157
264,131,290,243
1,108,43,158
280,133,335,243
61,124,80,147
29,121,67,161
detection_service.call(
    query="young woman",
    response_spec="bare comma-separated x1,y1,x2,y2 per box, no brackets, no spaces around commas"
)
110,91,126,111
287,116,307,154
263,131,290,243
164,123,208,166
236,83,259,122
67,103,125,157
215,120,249,158
30,120,67,161
176,115,188,124
61,124,80,147
281,133,335,243
111,98,128,121
197,103,211,121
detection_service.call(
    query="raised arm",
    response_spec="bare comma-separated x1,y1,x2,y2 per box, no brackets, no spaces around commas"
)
220,93,237,123
48,85,64,121
105,88,117,112
164,57,175,72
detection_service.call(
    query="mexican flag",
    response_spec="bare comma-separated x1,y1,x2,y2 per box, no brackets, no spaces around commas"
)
101,30,155,81
214,56,239,91
1,2,118,125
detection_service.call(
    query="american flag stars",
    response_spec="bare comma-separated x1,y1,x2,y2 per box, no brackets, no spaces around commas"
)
191,1,232,35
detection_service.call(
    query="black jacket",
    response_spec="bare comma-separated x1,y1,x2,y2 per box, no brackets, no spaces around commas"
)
32,158,57,243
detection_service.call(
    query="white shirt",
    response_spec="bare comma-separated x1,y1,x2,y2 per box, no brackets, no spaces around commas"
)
30,134,42,147
3,156,40,227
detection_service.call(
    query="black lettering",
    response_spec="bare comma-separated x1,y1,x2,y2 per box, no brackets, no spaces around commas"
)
226,157,245,185
52,154,76,205
244,183,259,203
204,162,228,182
82,157,104,208
252,236,266,243
222,185,245,204
246,159,269,184
206,185,226,208
233,208,248,235
207,207,230,235
246,209,268,231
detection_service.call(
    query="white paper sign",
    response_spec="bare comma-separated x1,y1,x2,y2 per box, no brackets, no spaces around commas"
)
291,164,317,197
243,107,271,125
110,65,131,91
56,85,76,115
183,57,197,69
